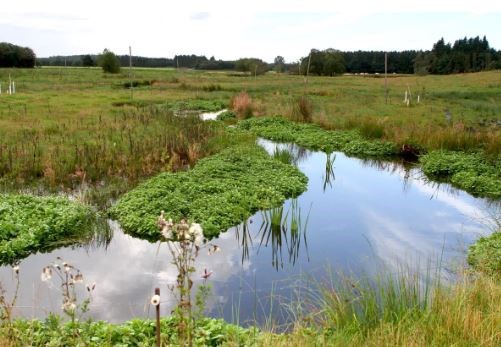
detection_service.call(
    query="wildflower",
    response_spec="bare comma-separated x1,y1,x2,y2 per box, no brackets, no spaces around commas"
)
62,300,76,312
41,267,53,281
201,269,213,280
150,294,160,306
63,263,71,273
158,211,174,240
13,265,20,275
74,273,84,283
189,223,204,245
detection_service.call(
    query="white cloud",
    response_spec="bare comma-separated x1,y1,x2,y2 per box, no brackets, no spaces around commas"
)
1,1,501,62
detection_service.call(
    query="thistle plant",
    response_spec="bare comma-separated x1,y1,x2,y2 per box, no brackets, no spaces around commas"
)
156,211,219,346
41,257,95,323
0,264,20,324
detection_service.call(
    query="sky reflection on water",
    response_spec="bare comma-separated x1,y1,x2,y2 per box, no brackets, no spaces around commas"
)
0,139,495,324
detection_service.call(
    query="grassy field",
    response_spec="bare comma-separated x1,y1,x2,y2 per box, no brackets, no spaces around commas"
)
1,67,499,199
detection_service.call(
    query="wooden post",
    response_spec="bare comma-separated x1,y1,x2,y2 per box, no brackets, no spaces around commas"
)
306,51,312,84
155,287,161,347
384,52,388,104
129,46,133,100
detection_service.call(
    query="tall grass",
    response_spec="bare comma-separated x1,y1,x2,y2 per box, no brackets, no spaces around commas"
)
230,91,256,119
255,269,500,346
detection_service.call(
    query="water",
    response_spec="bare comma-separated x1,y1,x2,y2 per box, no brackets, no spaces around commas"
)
0,139,496,325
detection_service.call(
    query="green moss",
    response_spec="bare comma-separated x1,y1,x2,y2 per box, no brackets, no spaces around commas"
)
468,232,501,277
420,151,501,198
0,195,97,265
109,145,308,240
237,117,398,157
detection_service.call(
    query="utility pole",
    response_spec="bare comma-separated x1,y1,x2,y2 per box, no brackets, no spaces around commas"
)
384,52,388,104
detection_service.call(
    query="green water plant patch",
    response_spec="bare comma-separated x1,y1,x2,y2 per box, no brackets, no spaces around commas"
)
0,195,97,265
110,145,308,240
420,151,501,199
468,232,501,277
2,316,257,347
237,117,398,157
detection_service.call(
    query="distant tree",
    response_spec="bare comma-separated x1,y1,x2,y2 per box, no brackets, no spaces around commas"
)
235,58,268,75
273,56,285,73
299,49,345,76
98,49,120,73
81,54,95,67
0,42,36,68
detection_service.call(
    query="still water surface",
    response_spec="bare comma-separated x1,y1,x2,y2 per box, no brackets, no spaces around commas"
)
0,139,495,325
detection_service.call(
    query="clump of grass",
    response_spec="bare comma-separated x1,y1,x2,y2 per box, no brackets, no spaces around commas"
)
216,110,236,122
468,231,501,277
230,91,256,119
290,96,313,123
202,83,222,92
344,116,386,139
120,80,156,89
257,268,500,346
272,148,295,165
109,144,308,239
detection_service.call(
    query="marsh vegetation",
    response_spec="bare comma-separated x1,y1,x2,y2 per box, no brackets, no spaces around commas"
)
0,66,499,346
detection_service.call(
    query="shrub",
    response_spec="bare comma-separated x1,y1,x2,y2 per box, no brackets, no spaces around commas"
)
98,49,120,74
290,96,313,123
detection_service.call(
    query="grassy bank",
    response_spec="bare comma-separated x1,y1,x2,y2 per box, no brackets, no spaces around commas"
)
0,194,97,265
110,144,308,239
1,271,499,346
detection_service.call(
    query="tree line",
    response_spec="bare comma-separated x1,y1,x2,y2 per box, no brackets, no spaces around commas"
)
297,36,501,76
2,36,500,75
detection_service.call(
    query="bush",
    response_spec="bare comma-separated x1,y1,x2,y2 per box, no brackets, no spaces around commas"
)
98,49,120,74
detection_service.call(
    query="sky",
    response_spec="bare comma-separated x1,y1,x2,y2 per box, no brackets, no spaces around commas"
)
1,0,501,62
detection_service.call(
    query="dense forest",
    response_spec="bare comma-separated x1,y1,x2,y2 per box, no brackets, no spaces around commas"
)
298,36,501,76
